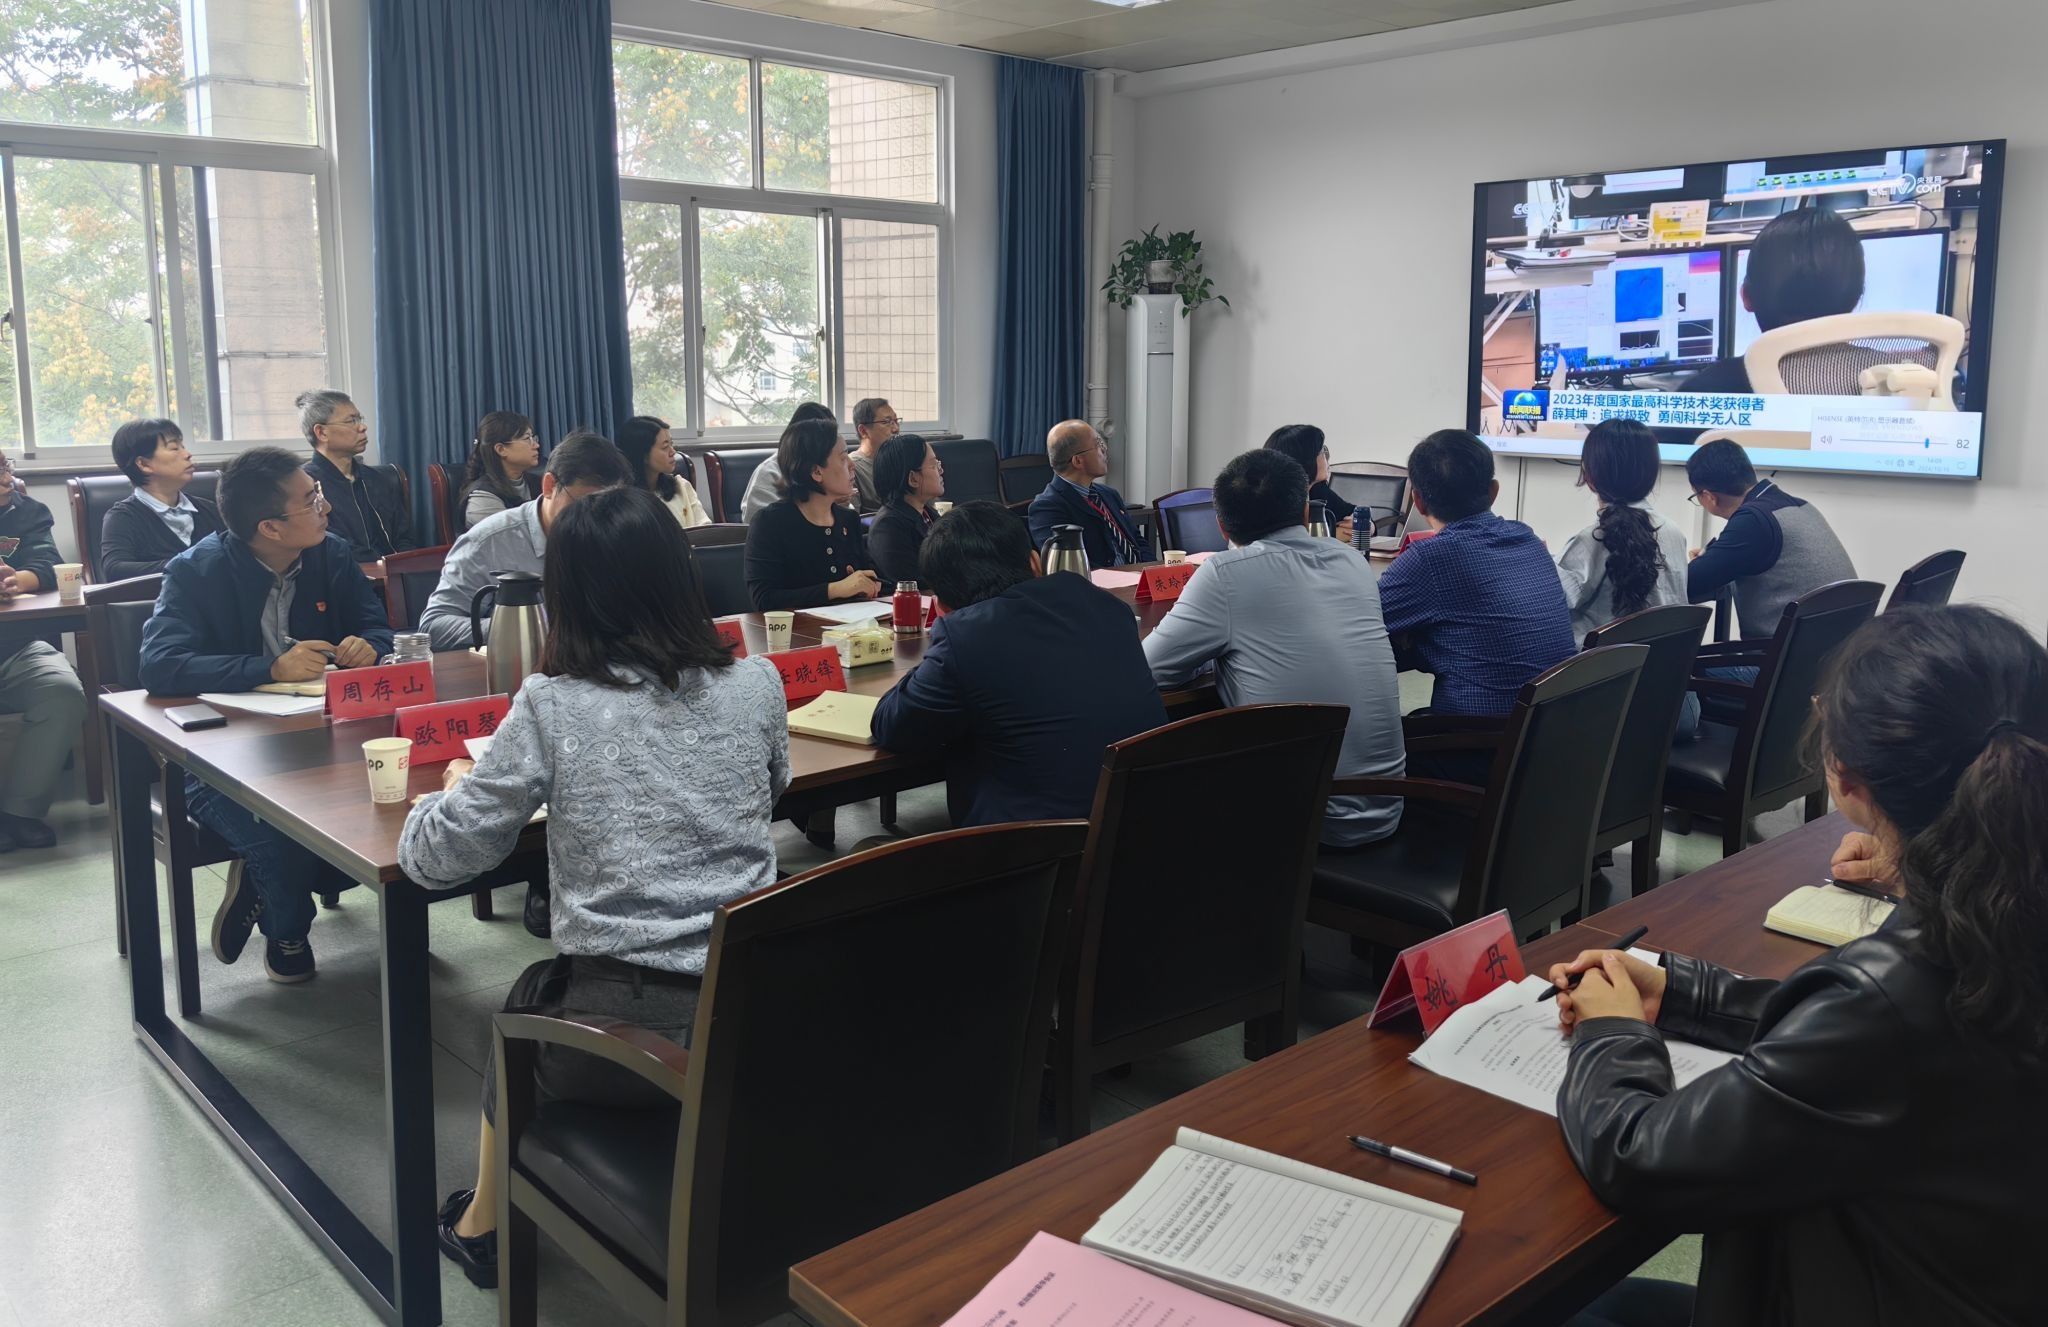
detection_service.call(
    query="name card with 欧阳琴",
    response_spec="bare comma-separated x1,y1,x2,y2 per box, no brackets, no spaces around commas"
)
714,618,748,657
1369,910,1526,1035
393,695,513,766
326,661,435,720
1134,562,1198,603
765,645,847,706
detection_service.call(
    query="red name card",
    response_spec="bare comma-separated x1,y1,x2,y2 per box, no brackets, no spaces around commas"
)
392,695,513,765
765,645,847,706
714,618,748,658
1135,562,1198,603
1368,910,1526,1035
326,661,435,720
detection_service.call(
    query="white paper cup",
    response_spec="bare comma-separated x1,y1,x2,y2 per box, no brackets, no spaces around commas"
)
764,610,794,652
1162,550,1187,565
932,501,953,516
363,737,413,804
54,563,84,603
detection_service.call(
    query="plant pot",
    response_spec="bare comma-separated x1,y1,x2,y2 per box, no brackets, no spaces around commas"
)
1144,259,1175,293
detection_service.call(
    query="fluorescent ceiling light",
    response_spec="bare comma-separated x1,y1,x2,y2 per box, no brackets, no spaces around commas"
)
1093,0,1170,7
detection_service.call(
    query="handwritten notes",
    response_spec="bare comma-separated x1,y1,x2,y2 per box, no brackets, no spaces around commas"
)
714,618,748,657
1134,562,1198,603
392,695,512,766
327,661,435,720
764,645,847,706
1369,910,1525,1034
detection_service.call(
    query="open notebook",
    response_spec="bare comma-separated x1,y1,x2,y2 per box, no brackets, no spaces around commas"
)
1764,882,1894,946
1082,1129,1461,1327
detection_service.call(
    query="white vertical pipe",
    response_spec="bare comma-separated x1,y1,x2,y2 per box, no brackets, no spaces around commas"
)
1086,69,1115,432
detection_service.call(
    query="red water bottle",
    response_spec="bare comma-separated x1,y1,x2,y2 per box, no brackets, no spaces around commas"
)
891,580,923,638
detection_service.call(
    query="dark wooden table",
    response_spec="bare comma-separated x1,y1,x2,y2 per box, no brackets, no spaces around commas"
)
788,815,1849,1327
100,589,1203,1327
0,588,104,803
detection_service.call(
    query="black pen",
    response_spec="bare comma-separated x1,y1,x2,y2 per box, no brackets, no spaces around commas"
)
1347,1135,1477,1186
1824,876,1899,904
1537,924,1650,1001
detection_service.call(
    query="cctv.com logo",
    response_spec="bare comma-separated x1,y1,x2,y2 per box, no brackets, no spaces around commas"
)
1894,174,1946,197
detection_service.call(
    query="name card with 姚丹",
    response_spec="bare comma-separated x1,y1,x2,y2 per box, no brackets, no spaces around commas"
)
714,618,748,657
1134,562,1198,603
326,661,435,720
1368,910,1526,1035
765,645,847,706
393,695,513,766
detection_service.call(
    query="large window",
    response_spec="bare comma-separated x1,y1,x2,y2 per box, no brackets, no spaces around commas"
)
614,38,947,435
0,0,335,458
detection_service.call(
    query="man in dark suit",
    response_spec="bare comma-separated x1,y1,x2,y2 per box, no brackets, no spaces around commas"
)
100,418,223,579
871,500,1165,827
1026,419,1152,569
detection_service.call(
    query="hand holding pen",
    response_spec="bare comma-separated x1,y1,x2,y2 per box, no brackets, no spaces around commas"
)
1543,926,1664,1029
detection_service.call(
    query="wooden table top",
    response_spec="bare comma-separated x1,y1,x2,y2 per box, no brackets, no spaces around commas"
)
0,589,87,624
789,816,1849,1327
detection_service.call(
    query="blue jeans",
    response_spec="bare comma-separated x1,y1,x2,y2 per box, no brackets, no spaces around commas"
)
184,775,353,943
1698,664,1759,727
1673,690,1701,742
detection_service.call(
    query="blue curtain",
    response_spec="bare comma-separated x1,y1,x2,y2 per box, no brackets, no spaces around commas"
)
368,0,632,533
992,57,1087,459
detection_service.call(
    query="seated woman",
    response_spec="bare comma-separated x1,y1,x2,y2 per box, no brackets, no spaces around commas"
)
1550,603,2048,1327
866,431,945,589
616,413,710,529
101,418,222,579
1555,417,1696,738
1262,424,1355,543
743,416,879,610
399,485,790,1290
457,411,541,531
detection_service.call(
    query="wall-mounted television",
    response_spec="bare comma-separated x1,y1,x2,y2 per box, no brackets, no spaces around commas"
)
1467,139,2004,480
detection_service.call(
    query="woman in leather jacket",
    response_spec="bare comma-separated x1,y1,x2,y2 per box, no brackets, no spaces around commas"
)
1547,604,2048,1327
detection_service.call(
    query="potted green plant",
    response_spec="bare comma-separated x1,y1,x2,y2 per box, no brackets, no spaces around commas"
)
1104,225,1228,317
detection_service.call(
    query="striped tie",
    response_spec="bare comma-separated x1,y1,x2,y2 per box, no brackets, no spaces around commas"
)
1082,489,1137,565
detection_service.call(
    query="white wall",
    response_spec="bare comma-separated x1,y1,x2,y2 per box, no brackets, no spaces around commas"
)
1121,0,2048,627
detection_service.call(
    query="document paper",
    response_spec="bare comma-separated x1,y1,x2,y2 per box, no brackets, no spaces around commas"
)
197,691,327,717
1083,1129,1460,1327
1408,973,1738,1117
939,1231,1288,1327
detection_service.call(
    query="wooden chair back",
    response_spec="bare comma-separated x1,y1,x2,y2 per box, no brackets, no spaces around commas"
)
380,544,450,633
1731,580,1883,810
998,453,1054,508
1583,604,1711,864
83,575,164,693
1886,549,1965,612
701,448,775,524
684,528,751,617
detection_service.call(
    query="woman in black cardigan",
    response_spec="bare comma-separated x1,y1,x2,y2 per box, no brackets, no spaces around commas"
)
743,417,879,611
100,418,222,579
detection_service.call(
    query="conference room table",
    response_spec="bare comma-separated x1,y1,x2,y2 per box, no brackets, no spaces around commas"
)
98,581,1208,1327
788,813,1849,1327
0,587,105,803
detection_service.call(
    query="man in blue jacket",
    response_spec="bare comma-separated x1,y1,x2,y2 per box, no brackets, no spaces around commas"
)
1026,420,1152,569
141,446,394,983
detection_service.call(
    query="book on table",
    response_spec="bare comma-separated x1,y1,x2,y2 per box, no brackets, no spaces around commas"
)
1764,882,1895,946
786,690,880,745
1079,1128,1462,1327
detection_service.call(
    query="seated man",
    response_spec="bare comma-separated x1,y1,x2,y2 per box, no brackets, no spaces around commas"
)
1027,419,1152,569
102,418,223,579
297,389,418,561
847,397,900,514
1144,449,1405,847
1686,437,1857,643
1681,209,1865,396
418,432,628,651
139,446,395,982
871,500,1166,825
0,447,87,851
1378,429,1576,722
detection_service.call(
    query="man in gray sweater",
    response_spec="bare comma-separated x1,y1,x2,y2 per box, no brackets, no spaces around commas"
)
419,432,628,651
1686,438,1856,641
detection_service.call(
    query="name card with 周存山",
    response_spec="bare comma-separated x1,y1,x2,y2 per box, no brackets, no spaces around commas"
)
714,618,748,657
1134,562,1198,603
326,661,435,719
393,695,513,766
1368,910,1526,1035
765,645,847,706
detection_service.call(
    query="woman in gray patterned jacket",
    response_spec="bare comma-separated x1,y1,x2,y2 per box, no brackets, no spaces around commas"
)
400,484,790,1291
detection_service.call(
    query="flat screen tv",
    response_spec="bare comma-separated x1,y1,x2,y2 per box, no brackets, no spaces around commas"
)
1468,139,2004,480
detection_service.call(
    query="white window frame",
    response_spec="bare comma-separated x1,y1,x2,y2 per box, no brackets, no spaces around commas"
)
613,29,952,441
0,0,343,462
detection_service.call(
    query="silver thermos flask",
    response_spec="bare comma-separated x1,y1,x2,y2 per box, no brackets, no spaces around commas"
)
1040,525,1093,578
468,571,546,698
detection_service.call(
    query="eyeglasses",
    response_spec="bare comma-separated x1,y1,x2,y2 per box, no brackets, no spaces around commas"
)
274,481,330,521
515,430,537,442
873,416,901,428
1686,491,1705,506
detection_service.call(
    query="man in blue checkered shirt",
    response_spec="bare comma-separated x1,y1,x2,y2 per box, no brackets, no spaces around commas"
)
1377,429,1576,735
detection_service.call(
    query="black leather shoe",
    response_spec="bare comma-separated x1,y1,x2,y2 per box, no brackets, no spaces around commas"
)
522,883,551,939
0,813,55,851
437,1189,498,1289
210,861,261,965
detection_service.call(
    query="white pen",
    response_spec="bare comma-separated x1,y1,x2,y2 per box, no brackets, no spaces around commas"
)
1347,1134,1478,1186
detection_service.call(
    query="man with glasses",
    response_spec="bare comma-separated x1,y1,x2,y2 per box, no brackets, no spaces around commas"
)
298,388,418,561
140,446,394,983
0,448,87,851
1027,419,1152,568
848,397,901,514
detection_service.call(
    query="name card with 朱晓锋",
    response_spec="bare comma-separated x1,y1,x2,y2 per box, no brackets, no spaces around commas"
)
714,618,749,657
765,645,847,706
326,661,435,720
1368,910,1526,1035
392,695,513,766
1134,562,1198,603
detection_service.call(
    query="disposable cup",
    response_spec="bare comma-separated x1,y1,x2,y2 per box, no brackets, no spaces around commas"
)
1162,550,1187,565
54,563,84,603
764,611,794,652
363,737,413,804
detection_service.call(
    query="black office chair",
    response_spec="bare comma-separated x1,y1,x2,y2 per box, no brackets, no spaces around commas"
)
999,454,1054,509
1886,549,1965,612
493,822,1087,1326
69,471,221,582
1310,644,1648,948
1667,580,1883,858
1153,487,1228,554
686,529,752,618
700,448,776,524
1326,463,1408,538
930,439,1002,504
1582,604,1712,894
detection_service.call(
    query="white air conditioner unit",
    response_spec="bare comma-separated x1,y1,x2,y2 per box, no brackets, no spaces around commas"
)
1121,293,1189,503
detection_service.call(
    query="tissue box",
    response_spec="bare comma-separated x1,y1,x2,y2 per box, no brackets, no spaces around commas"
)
821,625,897,668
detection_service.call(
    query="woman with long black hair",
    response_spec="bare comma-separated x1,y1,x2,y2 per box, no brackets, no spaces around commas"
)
457,410,541,530
1550,603,2048,1327
615,412,711,528
1555,418,1689,645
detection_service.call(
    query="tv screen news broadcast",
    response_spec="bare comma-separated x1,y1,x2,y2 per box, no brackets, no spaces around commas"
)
1468,140,2005,480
